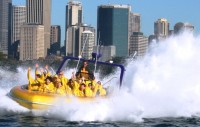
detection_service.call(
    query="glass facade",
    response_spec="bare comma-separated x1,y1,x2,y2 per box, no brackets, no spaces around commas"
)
97,6,129,57
0,0,12,56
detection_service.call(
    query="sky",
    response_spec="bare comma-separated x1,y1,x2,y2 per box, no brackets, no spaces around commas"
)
13,0,200,44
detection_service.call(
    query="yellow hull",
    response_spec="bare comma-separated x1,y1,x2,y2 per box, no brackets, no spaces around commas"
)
9,85,106,110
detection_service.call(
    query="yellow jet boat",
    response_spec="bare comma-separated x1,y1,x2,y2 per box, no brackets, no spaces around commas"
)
9,56,125,110
9,85,105,109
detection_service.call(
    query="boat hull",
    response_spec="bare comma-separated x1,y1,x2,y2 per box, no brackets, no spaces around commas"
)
9,85,105,110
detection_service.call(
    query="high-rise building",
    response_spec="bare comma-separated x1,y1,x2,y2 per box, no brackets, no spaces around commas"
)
65,1,83,56
66,24,95,57
129,32,148,57
130,13,141,33
154,18,169,38
97,5,130,57
0,0,12,57
20,24,44,61
26,0,51,57
81,30,95,59
50,25,61,55
12,6,26,59
65,1,82,28
174,22,194,34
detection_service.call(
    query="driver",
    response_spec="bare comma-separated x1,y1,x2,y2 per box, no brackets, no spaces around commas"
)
75,60,94,80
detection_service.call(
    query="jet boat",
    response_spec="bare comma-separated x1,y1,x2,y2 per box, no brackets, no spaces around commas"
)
9,56,125,109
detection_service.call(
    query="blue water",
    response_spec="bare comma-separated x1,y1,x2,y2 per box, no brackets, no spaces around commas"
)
1,114,200,127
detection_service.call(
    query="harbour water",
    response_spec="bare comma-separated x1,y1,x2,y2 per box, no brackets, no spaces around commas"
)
1,32,200,126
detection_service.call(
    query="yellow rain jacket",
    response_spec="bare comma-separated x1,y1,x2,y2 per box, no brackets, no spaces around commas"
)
60,76,68,86
41,82,55,93
27,69,44,91
98,85,106,96
65,84,72,95
77,90,84,97
55,85,66,95
71,80,80,96
84,87,93,97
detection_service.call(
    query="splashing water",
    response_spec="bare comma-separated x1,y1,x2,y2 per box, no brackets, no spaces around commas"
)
0,31,200,122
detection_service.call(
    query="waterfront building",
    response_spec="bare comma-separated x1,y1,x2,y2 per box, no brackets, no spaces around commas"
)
11,6,26,59
65,1,83,56
174,22,194,34
65,1,82,28
130,13,141,33
26,0,51,57
20,25,44,61
154,18,169,40
0,0,12,57
129,32,148,57
97,4,131,57
50,25,61,55
81,30,95,59
66,24,95,57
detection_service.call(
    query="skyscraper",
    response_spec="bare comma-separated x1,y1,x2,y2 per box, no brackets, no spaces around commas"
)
154,18,169,38
20,24,44,61
66,24,95,57
26,0,51,57
0,0,12,57
129,32,148,57
81,30,95,59
65,1,82,28
130,13,141,33
97,5,130,57
12,6,26,59
174,22,194,34
65,1,82,56
50,25,61,55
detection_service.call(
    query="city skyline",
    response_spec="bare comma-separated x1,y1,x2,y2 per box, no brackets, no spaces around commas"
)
13,0,200,44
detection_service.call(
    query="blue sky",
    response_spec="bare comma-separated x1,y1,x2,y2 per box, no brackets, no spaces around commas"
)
13,0,200,43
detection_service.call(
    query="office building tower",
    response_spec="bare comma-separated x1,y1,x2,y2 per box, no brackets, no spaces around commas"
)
50,25,61,55
81,30,95,59
66,24,95,57
130,13,141,33
65,1,83,56
0,0,12,57
154,18,169,38
174,22,194,34
129,32,148,57
65,1,82,28
97,5,130,57
20,24,44,61
12,6,26,59
26,0,51,56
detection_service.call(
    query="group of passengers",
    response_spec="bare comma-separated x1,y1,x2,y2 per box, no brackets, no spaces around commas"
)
27,61,107,97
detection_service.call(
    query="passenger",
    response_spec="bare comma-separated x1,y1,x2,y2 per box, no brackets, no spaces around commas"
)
58,71,68,87
42,65,51,80
75,61,94,80
39,77,55,93
54,79,66,96
52,74,58,83
27,66,44,91
70,79,81,96
85,83,94,97
77,83,86,97
96,81,106,96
